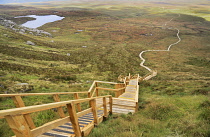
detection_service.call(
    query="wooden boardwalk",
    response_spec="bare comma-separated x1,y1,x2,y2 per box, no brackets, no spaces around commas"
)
0,76,139,137
96,78,139,114
38,78,139,136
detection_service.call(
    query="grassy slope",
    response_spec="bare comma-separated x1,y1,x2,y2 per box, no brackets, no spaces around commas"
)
0,1,210,137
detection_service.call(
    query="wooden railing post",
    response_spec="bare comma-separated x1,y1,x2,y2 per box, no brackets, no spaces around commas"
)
135,85,139,112
109,96,113,114
115,84,120,97
122,84,126,95
74,93,82,112
90,99,99,125
95,82,99,96
103,97,108,118
115,84,125,97
53,94,65,118
135,102,138,112
88,92,91,98
66,102,82,137
11,96,36,129
5,114,33,137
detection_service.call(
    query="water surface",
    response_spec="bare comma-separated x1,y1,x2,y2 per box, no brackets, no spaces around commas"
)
15,15,65,28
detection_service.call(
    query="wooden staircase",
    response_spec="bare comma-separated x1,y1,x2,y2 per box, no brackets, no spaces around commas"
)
110,78,138,114
38,110,105,137
0,75,139,137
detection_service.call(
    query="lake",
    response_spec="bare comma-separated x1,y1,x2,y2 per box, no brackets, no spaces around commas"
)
15,15,65,28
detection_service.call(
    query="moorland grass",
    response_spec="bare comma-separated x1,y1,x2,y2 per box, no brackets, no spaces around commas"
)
0,2,210,137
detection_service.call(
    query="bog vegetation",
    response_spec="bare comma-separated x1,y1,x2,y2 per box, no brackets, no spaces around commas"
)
0,1,210,137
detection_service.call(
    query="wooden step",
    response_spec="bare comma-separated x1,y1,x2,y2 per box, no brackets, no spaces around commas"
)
38,110,104,137
112,105,135,114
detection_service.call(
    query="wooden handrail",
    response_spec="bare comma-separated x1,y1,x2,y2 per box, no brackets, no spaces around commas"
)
91,88,97,98
88,80,126,98
0,95,113,137
73,95,112,104
0,92,88,97
0,92,89,121
96,87,125,91
0,101,67,117
94,81,118,84
88,81,96,93
0,75,139,136
0,95,112,117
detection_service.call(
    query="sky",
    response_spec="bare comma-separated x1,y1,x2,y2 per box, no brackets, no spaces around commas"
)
0,0,68,4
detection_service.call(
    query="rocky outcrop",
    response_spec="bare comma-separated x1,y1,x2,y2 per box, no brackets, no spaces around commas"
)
26,41,35,45
0,16,52,37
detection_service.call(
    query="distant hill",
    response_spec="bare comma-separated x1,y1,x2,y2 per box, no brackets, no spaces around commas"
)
1,0,209,5
0,0,68,4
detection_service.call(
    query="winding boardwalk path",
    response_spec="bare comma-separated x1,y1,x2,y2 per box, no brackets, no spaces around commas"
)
139,14,181,78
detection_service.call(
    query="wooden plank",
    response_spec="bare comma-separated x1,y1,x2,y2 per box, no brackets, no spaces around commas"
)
12,96,25,107
113,99,136,104
112,107,135,114
88,81,96,93
0,92,89,97
73,95,111,104
88,92,91,98
0,101,67,117
0,96,112,118
23,114,36,130
98,116,104,124
90,99,99,125
5,114,33,137
112,106,136,111
94,81,118,85
51,127,74,135
126,85,137,87
91,88,97,98
135,85,139,102
12,96,36,129
109,96,113,114
112,103,135,107
96,104,103,109
113,97,136,102
74,93,82,112
72,98,93,104
53,94,65,118
95,82,99,96
82,124,94,136
112,104,136,108
103,97,108,117
115,84,125,97
66,103,82,137
32,116,70,137
36,135,50,137
42,130,72,137
119,95,135,99
96,87,125,92
77,108,92,117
